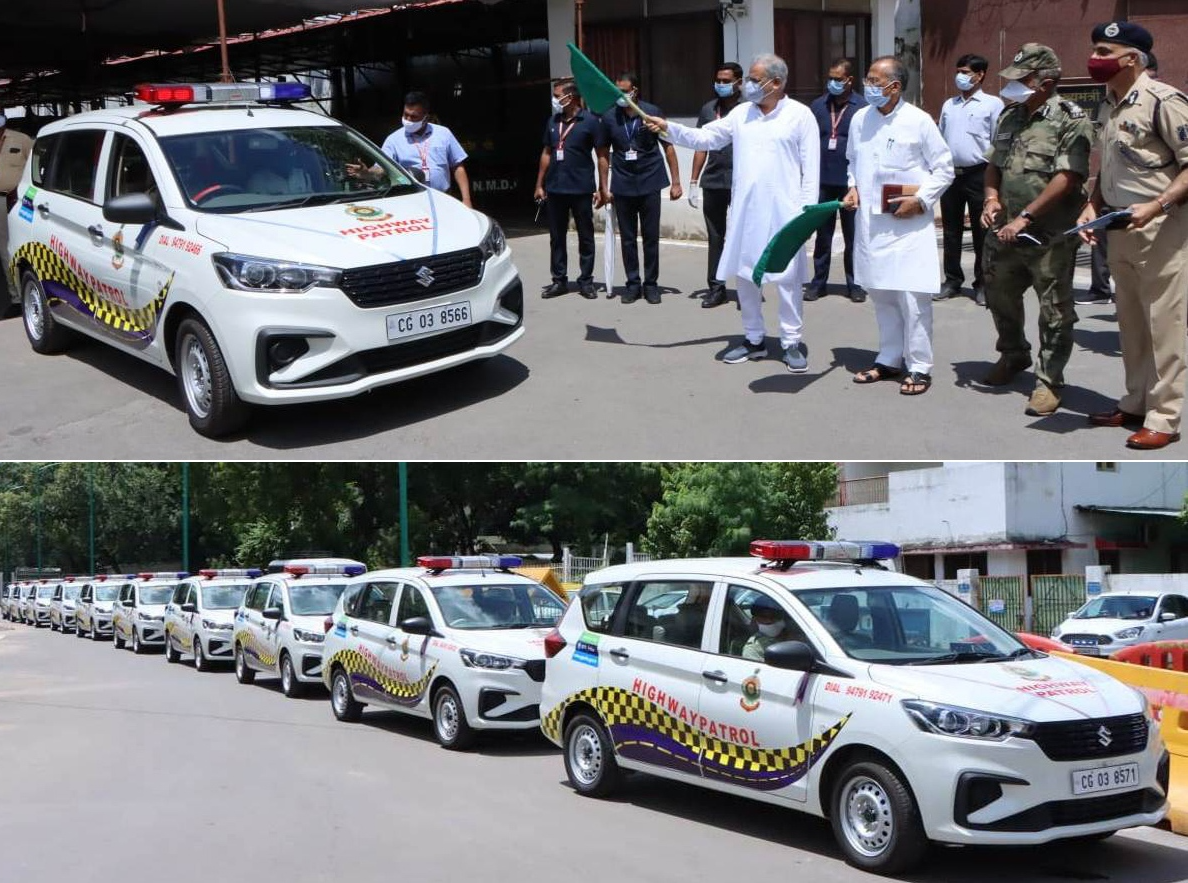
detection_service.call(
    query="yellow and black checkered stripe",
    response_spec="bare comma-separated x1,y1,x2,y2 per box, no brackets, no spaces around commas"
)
325,648,437,706
238,629,278,669
12,241,173,336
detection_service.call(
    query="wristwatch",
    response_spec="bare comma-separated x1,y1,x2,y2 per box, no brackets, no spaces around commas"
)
1020,209,1035,222
1158,198,1175,215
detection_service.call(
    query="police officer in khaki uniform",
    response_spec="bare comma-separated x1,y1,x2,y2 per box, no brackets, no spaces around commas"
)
1077,22,1188,450
0,113,33,280
981,44,1092,418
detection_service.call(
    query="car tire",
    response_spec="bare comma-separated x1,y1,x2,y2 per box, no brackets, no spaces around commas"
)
280,653,303,698
193,638,207,672
165,634,180,663
175,317,250,438
830,759,928,875
91,623,100,641
330,667,363,722
563,713,621,798
21,269,75,354
113,628,124,649
132,628,143,654
432,684,476,750
234,644,255,684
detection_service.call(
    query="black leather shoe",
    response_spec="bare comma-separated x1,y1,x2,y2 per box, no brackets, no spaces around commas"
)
933,284,961,301
643,285,661,305
578,282,597,299
622,285,641,304
848,286,867,303
702,287,728,308
542,281,567,299
803,285,824,302
974,286,986,307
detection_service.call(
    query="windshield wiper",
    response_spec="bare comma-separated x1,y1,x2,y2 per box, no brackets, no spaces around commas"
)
243,192,344,213
349,182,418,201
906,651,1002,666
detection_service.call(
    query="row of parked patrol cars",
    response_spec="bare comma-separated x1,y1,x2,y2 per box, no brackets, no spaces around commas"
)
0,542,1172,875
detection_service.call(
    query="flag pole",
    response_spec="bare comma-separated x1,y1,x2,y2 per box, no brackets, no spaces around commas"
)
216,0,232,83
575,0,584,50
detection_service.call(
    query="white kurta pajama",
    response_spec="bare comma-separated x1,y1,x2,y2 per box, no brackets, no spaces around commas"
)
846,100,954,375
666,98,820,350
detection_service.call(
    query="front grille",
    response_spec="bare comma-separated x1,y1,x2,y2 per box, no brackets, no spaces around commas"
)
301,654,323,677
1061,633,1111,647
966,788,1160,832
1030,714,1148,761
340,248,484,308
522,660,545,682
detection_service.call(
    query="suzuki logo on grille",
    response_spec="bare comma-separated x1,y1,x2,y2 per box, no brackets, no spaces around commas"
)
415,265,435,288
1097,725,1113,748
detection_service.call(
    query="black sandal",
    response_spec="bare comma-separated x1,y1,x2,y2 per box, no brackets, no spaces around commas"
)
853,363,902,384
899,372,932,396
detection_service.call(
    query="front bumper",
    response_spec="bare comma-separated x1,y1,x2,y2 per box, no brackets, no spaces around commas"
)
460,666,545,731
296,647,326,682
199,631,235,658
137,623,165,644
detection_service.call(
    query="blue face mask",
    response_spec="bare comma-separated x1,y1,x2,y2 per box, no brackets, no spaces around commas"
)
742,78,772,104
864,83,891,109
955,72,975,91
827,79,847,96
714,82,736,99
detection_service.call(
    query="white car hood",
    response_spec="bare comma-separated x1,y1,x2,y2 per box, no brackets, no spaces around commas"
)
194,190,486,269
1057,617,1148,636
288,613,330,632
451,627,553,659
201,609,237,626
138,604,168,616
866,653,1144,722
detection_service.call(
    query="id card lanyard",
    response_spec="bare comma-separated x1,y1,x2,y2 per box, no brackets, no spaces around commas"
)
828,101,848,151
624,116,640,162
555,117,577,162
410,126,432,174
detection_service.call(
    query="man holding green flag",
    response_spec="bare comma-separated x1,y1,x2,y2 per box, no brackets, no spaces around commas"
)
645,54,820,373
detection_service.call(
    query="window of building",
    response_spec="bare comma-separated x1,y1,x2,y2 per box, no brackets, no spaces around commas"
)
1098,548,1121,574
902,555,935,581
1026,548,1063,576
942,552,988,580
775,10,871,104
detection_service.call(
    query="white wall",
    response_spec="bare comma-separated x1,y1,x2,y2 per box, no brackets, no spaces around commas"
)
1106,573,1188,593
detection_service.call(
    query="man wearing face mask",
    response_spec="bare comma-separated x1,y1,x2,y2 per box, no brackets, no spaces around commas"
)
807,58,867,303
377,91,472,207
535,79,608,299
938,55,1004,305
842,56,955,396
979,44,1092,420
1077,22,1188,450
598,72,683,305
741,595,802,661
690,62,743,309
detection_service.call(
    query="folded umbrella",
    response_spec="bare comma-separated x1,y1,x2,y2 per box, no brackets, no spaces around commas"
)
602,203,617,294
752,200,843,286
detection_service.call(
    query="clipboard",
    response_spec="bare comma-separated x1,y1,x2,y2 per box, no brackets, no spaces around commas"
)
1064,209,1133,236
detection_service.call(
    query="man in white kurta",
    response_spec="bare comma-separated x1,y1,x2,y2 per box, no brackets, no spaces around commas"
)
843,56,954,395
648,54,820,373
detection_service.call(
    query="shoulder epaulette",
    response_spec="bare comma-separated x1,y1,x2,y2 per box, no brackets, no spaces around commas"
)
1058,99,1086,119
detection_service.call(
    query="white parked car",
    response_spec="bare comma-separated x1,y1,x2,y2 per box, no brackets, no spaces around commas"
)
233,560,366,696
16,582,39,624
164,569,259,670
29,581,55,627
540,540,1168,875
49,577,85,632
322,555,567,749
112,572,188,653
1,583,19,620
75,575,131,640
4,81,523,437
1051,589,1188,656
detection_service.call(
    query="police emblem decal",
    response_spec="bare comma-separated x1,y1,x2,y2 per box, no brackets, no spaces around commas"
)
111,229,125,271
1104,22,1120,38
740,671,762,712
345,204,393,223
1178,124,1188,144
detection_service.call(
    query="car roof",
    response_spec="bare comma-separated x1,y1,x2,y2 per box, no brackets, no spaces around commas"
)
41,104,335,140
583,558,923,590
363,567,546,587
1094,588,1181,598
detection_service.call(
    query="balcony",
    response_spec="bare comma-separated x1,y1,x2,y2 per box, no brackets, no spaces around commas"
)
829,475,889,507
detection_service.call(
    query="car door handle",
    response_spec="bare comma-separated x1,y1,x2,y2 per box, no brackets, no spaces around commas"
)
87,224,104,243
36,203,49,218
608,648,629,660
349,625,359,636
701,670,728,684
385,635,400,645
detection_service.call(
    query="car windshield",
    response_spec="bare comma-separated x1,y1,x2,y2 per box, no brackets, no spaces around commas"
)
95,586,121,602
138,585,176,605
288,583,346,616
36,586,54,598
431,583,567,630
792,583,1027,665
203,584,250,609
1072,595,1158,620
63,586,81,600
157,125,419,213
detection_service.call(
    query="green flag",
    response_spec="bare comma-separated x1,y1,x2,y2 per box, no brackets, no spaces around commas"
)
752,201,843,285
568,42,647,117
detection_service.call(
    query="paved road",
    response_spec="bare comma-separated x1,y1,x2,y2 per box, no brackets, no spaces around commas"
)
1,622,1185,883
0,228,1169,460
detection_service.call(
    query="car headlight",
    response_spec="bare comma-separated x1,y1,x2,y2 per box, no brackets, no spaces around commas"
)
212,253,342,293
292,628,324,644
902,700,1035,741
201,619,234,631
1114,627,1144,641
459,648,525,670
137,612,163,622
479,220,506,260
96,605,112,614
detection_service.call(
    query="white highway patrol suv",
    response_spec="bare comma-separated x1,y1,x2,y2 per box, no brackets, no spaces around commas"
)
540,540,1168,875
29,581,55,626
113,572,188,653
1051,588,1188,656
16,582,40,624
75,575,131,640
5,81,524,437
164,569,259,670
1,583,19,620
49,577,85,632
233,559,366,696
323,555,567,749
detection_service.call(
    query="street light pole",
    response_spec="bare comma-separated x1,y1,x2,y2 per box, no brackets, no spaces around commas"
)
181,463,191,572
88,464,96,574
398,462,410,567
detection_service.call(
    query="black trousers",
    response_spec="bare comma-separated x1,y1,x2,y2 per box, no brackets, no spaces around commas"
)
614,190,661,287
1089,231,1112,298
812,182,856,287
702,187,731,288
940,163,987,289
546,191,595,284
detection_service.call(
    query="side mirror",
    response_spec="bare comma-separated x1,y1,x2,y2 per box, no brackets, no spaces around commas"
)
122,599,134,608
262,607,282,621
764,640,817,672
399,615,434,636
181,603,198,614
1160,611,1177,622
103,192,159,225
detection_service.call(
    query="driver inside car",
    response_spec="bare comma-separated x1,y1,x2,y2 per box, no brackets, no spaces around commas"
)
741,595,804,660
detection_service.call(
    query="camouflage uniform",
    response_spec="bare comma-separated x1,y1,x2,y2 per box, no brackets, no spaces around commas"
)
984,48,1093,393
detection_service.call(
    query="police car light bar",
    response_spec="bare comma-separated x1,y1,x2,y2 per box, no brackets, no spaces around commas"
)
283,563,366,577
417,555,524,572
137,571,191,580
134,81,311,106
198,568,263,579
750,540,901,562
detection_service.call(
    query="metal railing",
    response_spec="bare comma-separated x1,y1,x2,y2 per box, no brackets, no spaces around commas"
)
829,475,890,507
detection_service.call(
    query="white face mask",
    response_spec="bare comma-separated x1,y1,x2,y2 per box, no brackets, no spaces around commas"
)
757,620,784,638
999,79,1035,104
402,116,425,132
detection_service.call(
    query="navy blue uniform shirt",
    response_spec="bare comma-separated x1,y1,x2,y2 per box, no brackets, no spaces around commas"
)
602,101,670,196
809,90,866,187
542,107,607,195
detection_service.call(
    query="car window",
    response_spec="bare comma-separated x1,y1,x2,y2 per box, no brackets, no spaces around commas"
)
266,585,286,612
354,582,398,625
1161,595,1188,619
52,585,62,600
80,585,91,602
46,129,106,201
395,584,430,625
718,585,809,660
247,583,269,611
580,583,625,634
343,582,367,618
107,134,159,200
622,580,714,650
30,134,58,187
171,584,188,605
